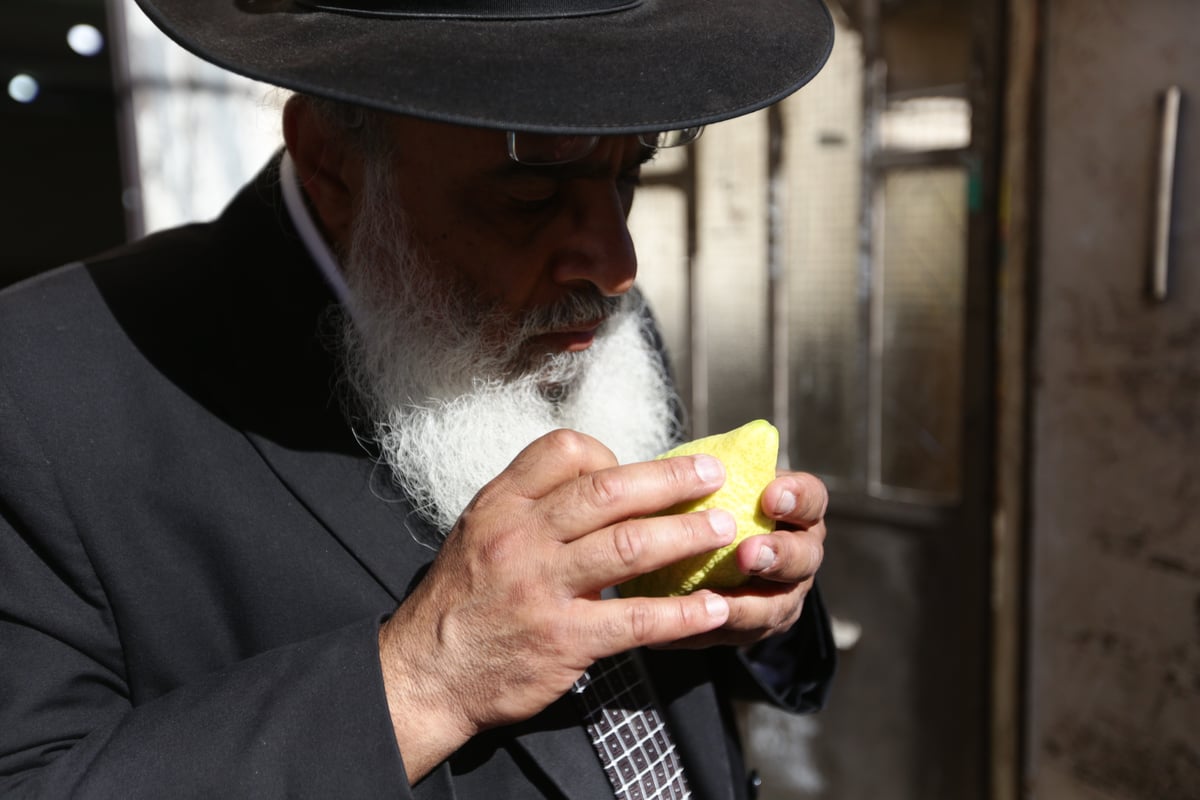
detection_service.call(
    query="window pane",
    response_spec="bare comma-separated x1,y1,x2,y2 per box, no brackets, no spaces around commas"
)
783,22,868,486
878,167,967,498
118,0,280,233
879,95,971,152
695,113,772,437
628,185,691,410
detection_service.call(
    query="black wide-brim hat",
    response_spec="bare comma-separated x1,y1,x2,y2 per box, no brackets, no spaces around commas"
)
132,0,834,135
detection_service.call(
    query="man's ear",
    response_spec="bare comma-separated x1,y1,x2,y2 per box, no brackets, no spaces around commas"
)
282,95,363,249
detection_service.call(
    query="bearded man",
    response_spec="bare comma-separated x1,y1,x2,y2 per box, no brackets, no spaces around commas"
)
0,1,837,798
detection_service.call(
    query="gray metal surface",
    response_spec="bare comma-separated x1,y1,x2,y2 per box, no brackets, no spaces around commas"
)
1027,1,1200,797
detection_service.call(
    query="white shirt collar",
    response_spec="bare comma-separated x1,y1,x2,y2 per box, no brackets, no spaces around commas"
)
279,151,359,323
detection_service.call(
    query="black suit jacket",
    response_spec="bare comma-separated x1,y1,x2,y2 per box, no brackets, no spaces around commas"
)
0,160,834,798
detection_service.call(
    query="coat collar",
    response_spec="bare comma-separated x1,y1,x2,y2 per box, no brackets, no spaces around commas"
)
204,157,437,603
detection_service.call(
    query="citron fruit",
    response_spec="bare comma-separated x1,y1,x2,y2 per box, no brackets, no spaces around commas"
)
619,419,779,598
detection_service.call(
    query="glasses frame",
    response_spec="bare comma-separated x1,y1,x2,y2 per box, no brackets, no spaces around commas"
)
505,127,704,166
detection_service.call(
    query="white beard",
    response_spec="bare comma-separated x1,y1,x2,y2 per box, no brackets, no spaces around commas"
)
337,159,680,538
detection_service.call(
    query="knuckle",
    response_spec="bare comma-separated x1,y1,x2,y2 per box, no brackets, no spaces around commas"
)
678,512,703,542
666,455,703,488
626,602,655,643
768,604,789,631
725,601,748,631
772,592,806,633
681,594,720,632
798,472,830,517
611,522,644,569
544,428,590,458
587,470,628,507
787,603,805,630
809,540,825,571
478,528,520,568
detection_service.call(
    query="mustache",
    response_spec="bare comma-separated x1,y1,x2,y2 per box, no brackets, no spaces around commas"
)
520,288,625,335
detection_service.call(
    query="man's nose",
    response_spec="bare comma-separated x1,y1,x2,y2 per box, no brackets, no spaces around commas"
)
549,180,638,297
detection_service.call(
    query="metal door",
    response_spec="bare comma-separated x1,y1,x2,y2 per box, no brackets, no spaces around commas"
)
1025,1,1200,797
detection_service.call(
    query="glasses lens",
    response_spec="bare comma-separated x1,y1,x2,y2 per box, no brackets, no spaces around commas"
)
640,127,704,149
506,127,705,165
507,132,600,165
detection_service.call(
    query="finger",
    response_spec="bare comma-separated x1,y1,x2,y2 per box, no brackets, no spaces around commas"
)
561,509,737,592
537,453,726,542
761,471,828,528
733,524,825,584
577,591,731,656
654,581,811,650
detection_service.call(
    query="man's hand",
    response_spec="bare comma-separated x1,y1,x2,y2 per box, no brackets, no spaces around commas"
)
656,469,828,650
376,429,737,783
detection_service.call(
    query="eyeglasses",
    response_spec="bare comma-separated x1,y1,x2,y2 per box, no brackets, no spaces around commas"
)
506,127,704,166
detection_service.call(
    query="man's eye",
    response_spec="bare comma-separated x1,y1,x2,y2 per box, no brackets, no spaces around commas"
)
503,176,560,207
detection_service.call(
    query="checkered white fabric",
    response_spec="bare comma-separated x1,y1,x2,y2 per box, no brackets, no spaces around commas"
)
572,652,691,800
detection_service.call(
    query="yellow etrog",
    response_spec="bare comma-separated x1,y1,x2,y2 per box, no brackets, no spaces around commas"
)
619,419,779,597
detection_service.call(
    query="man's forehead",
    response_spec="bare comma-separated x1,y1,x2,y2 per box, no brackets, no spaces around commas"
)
382,114,507,158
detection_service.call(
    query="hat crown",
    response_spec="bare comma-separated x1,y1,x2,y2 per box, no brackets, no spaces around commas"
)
135,0,834,134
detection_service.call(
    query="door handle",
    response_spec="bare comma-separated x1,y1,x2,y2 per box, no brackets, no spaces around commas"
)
1151,86,1182,302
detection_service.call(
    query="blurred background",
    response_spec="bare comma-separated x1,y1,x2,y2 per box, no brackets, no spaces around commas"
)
2,0,1197,798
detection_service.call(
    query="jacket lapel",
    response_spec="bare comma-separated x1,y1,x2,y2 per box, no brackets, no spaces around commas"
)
508,695,616,800
243,429,436,603
646,649,737,800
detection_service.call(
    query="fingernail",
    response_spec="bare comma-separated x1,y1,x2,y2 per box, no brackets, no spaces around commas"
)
693,455,724,484
774,490,796,516
753,544,776,573
709,510,736,541
704,593,728,618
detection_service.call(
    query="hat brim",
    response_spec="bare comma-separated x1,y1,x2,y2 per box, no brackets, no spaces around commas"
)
132,0,834,135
